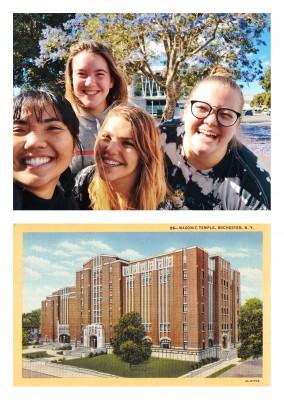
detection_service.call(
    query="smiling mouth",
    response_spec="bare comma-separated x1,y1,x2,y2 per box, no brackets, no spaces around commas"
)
22,157,53,167
198,129,219,140
83,90,99,96
103,158,123,167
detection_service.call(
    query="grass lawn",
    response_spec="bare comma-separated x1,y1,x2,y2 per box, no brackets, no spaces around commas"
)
62,354,197,378
206,364,236,378
22,351,53,359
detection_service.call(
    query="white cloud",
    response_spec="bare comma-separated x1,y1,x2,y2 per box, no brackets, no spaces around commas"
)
31,245,49,253
53,249,71,257
239,267,262,280
81,240,113,252
48,263,69,271
23,284,58,313
118,249,143,261
164,247,176,253
205,246,252,258
205,246,225,254
59,241,82,252
49,270,73,278
23,267,40,279
24,255,51,269
224,251,250,258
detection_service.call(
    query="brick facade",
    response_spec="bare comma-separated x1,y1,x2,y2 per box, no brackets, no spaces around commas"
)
41,247,240,353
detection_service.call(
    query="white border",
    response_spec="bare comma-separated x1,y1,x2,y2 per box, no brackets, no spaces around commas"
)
2,1,283,399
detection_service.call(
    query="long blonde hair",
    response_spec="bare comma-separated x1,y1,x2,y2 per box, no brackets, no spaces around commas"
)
65,40,128,114
88,105,170,210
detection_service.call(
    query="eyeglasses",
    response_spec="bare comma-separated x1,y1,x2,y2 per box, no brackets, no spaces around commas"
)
190,100,241,127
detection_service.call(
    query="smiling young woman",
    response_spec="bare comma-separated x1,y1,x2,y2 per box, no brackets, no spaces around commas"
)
73,105,183,210
65,40,128,175
13,86,81,210
160,66,271,210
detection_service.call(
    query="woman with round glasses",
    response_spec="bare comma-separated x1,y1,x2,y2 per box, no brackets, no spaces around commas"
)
160,66,271,210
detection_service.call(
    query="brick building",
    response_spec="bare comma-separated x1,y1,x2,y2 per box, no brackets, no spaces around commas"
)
41,246,240,358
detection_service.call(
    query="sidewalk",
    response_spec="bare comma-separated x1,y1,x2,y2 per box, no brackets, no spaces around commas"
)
181,358,240,378
181,357,262,378
22,358,118,378
220,358,263,378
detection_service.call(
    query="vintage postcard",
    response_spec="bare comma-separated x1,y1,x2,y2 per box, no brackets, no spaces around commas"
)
14,223,270,387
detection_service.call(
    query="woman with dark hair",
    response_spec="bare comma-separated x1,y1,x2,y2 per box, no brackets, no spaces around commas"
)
13,85,81,210
65,40,128,175
160,66,271,210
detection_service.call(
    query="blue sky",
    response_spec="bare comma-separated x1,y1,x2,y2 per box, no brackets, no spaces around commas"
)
238,29,271,95
23,230,263,312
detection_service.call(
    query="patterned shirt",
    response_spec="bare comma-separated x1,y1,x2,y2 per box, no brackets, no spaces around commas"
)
160,119,271,210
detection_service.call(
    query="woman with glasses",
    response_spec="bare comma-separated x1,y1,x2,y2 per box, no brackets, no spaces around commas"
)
160,66,271,210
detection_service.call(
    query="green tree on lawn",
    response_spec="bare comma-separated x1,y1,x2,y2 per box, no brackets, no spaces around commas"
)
22,308,41,345
111,312,151,365
251,66,271,109
237,298,263,359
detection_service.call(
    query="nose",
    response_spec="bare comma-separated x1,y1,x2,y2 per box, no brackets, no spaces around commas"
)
203,108,218,125
105,139,120,154
85,75,95,86
24,131,47,150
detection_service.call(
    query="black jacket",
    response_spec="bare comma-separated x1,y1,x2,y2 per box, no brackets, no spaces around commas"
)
13,182,79,210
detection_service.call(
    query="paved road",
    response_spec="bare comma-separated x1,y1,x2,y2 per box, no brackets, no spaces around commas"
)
22,368,56,378
220,357,262,378
241,115,270,126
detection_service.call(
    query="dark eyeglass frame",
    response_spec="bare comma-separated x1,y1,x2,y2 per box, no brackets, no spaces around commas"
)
190,100,241,127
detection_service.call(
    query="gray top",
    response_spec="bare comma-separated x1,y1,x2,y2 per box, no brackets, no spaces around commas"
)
70,103,117,175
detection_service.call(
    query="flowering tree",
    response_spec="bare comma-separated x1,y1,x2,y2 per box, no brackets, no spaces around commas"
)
31,13,269,121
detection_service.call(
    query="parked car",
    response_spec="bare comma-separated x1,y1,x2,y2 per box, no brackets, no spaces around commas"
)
244,110,253,116
262,109,271,115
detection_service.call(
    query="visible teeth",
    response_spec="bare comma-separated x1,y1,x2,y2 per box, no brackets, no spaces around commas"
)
199,130,218,138
104,159,121,166
84,90,98,95
24,157,51,166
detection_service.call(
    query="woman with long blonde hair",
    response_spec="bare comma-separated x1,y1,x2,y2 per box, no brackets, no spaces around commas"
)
73,105,182,210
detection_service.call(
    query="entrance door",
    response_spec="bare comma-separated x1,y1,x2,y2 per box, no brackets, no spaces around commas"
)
90,336,97,348
59,334,70,343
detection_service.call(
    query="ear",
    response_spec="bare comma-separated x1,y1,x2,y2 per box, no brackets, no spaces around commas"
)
109,78,114,89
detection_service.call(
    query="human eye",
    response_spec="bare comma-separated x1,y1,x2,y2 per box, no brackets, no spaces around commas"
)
46,122,66,132
123,140,135,147
219,109,235,120
195,103,209,113
13,123,26,135
75,71,86,79
96,70,106,77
